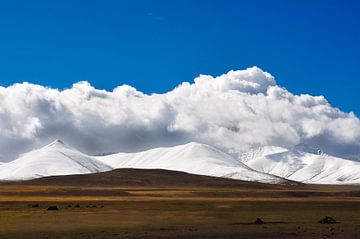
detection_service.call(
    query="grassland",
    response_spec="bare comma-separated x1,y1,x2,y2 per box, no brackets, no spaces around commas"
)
1,169,360,239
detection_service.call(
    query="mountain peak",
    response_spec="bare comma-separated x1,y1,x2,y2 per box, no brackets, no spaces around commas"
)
46,139,66,147
54,139,64,144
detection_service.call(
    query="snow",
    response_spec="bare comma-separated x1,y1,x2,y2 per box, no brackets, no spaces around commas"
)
0,140,112,181
242,146,360,184
0,140,285,184
238,146,288,163
96,142,285,184
1,140,360,185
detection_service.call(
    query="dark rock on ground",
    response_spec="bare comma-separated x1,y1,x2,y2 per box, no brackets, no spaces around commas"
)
319,216,338,224
254,218,264,224
47,206,59,211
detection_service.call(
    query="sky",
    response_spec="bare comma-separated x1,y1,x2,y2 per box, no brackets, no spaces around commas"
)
0,0,359,114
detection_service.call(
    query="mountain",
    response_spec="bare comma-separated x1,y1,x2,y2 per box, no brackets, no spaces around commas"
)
2,140,360,185
0,140,285,184
95,142,286,184
242,146,360,184
0,140,112,181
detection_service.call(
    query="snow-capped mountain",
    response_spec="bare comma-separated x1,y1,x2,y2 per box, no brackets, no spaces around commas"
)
0,140,285,184
241,146,360,184
1,139,360,185
0,140,112,181
95,142,286,184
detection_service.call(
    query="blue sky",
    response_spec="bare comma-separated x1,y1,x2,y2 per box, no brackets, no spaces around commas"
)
0,0,359,114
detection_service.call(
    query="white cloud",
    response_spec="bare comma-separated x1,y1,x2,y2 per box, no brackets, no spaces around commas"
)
0,66,360,161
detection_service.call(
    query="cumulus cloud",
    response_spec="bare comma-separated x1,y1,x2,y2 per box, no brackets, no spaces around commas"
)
0,66,360,162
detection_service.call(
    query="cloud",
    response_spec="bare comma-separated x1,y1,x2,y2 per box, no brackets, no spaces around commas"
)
0,66,360,161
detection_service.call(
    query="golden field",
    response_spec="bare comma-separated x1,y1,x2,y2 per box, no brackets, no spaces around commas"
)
1,169,360,239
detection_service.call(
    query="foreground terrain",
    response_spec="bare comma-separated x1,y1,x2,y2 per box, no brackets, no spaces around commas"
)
1,169,360,239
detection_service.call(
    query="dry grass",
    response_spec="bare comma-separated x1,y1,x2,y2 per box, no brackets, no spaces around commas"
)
1,169,360,238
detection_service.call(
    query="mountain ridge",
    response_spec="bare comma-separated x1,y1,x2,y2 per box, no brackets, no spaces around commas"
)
1,140,360,184
96,142,285,184
243,147,360,184
0,140,285,184
0,139,112,181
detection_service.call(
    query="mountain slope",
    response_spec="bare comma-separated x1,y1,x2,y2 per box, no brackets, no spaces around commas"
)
243,147,360,184
3,139,359,185
96,142,286,184
15,168,297,188
238,146,288,163
0,140,112,181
